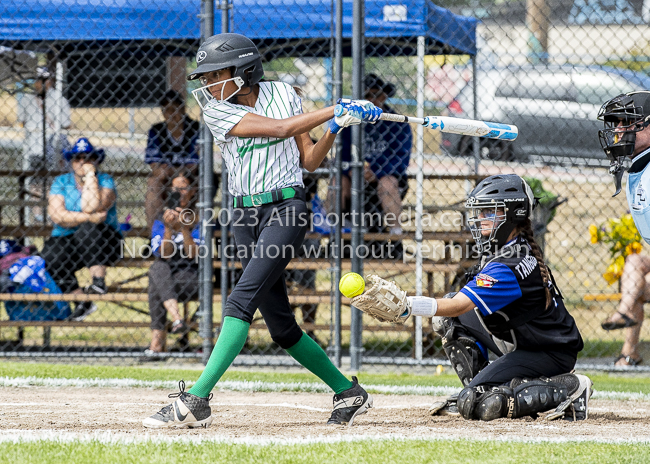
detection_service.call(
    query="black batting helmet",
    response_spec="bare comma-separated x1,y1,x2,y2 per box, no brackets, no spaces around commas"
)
465,174,534,254
188,33,264,88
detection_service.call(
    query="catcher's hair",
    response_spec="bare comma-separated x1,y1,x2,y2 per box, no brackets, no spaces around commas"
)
516,218,551,308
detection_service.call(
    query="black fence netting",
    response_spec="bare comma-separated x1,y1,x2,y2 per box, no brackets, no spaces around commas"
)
0,0,648,370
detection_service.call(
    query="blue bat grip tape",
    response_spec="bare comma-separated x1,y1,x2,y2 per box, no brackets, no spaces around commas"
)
498,132,518,140
485,122,513,130
334,104,345,117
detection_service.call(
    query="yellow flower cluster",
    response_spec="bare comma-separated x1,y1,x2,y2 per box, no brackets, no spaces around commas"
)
589,213,643,284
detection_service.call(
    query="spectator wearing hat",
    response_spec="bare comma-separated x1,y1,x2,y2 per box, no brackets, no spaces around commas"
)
333,73,413,258
144,90,200,231
41,137,122,321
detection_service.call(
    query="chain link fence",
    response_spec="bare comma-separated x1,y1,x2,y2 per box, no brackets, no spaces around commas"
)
0,0,648,369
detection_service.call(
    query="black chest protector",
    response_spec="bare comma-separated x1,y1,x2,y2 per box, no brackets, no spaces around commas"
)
465,239,582,352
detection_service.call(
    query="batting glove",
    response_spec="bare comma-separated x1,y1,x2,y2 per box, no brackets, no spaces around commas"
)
336,98,383,123
337,98,373,111
328,111,362,135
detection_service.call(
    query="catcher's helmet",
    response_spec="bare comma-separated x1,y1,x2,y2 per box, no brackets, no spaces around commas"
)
63,137,105,164
187,33,264,87
598,91,650,196
465,174,534,254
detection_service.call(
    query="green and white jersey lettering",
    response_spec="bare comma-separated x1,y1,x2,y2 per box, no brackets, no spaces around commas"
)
203,81,304,196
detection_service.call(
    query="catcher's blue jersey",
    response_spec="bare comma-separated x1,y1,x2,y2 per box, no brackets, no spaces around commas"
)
460,238,583,353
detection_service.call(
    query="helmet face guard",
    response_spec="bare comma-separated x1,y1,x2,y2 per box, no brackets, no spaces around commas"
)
191,74,245,109
598,93,650,196
466,200,509,254
464,174,534,255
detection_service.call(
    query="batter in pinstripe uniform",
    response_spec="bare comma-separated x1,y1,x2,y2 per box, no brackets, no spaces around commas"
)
143,33,381,429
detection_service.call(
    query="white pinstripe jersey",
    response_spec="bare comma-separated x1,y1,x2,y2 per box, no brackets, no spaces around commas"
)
203,81,304,197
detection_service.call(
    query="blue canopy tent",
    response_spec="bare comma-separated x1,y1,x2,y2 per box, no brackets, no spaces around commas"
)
1,0,477,104
1,0,477,57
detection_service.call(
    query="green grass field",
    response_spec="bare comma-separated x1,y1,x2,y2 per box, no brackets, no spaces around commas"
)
2,440,649,464
1,362,650,463
2,361,650,394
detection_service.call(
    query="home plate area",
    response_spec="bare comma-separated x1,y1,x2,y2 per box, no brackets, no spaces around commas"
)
1,387,650,444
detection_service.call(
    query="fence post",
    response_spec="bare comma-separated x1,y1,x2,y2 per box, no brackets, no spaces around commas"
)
331,0,344,368
349,0,365,372
414,35,425,362
219,0,231,353
199,0,215,365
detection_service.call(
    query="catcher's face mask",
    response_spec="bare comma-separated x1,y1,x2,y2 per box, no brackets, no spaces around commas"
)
598,93,650,196
467,202,507,253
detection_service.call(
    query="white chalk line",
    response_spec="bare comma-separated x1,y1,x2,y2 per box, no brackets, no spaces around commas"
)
0,376,458,396
0,430,649,446
1,376,650,402
0,401,433,412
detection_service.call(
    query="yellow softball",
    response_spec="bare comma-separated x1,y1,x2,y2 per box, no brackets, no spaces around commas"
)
339,272,365,298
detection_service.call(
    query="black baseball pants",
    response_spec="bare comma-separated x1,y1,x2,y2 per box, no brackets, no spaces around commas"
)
223,191,309,349
457,310,578,388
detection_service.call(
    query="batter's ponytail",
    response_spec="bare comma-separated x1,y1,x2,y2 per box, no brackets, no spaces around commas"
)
517,218,552,308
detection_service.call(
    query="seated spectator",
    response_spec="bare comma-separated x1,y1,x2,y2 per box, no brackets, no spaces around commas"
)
146,170,202,355
41,138,122,321
601,253,649,366
145,90,200,231
331,73,413,258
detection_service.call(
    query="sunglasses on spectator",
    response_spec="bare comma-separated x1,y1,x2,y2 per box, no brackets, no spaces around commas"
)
72,154,99,162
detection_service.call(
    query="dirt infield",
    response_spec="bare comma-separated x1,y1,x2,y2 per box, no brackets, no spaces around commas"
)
1,387,650,442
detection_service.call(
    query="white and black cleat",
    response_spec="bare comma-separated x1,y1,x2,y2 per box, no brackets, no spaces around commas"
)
327,376,373,426
143,380,213,429
545,373,593,421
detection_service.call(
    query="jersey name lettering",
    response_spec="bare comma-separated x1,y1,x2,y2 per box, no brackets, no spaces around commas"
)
635,185,646,208
514,254,538,279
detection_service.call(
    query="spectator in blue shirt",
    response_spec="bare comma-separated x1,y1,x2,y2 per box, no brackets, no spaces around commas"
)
146,170,202,355
145,90,200,231
335,74,413,258
41,138,122,321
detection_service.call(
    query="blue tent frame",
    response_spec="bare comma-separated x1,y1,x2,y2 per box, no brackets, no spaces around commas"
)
1,0,477,57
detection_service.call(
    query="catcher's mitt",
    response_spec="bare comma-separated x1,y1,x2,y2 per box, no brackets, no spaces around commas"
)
350,275,410,324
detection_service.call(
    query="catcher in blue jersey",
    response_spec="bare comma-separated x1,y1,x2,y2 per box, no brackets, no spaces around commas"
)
353,174,593,421
143,33,381,429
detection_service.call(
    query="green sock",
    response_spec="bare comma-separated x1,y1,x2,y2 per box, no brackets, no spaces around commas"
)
285,332,353,394
189,316,250,398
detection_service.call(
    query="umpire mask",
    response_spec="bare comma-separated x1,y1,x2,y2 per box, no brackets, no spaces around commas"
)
598,91,650,196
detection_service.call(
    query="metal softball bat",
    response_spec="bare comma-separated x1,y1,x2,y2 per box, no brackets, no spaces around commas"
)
334,104,518,140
